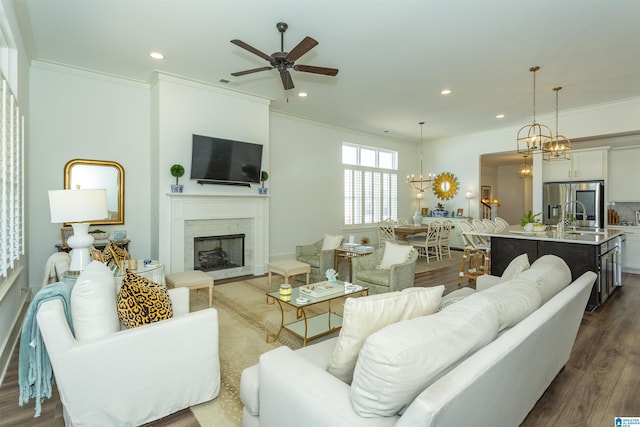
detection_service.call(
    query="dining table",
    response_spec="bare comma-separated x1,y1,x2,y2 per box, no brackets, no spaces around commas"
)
393,224,430,241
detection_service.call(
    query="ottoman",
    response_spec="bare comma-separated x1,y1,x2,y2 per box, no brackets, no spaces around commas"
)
268,260,311,291
166,270,214,307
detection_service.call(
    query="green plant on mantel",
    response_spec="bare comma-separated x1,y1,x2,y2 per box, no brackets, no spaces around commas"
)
260,170,269,188
519,210,542,226
170,164,185,185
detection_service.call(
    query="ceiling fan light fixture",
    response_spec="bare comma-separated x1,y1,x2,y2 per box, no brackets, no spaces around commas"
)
230,22,339,91
517,66,553,155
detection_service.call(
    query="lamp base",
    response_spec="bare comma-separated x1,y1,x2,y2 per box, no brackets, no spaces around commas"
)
67,223,95,273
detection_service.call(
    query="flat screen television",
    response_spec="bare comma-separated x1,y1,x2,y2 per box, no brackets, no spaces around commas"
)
190,134,263,186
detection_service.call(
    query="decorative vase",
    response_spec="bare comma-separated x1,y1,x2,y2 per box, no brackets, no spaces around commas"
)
413,211,422,226
170,184,183,193
523,223,535,232
258,187,268,195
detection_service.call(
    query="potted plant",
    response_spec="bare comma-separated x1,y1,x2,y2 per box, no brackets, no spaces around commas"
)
259,170,269,195
433,202,448,218
170,164,185,193
520,210,542,232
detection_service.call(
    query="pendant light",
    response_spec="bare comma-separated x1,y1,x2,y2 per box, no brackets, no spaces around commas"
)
543,86,572,161
517,66,553,154
406,121,435,192
517,154,533,178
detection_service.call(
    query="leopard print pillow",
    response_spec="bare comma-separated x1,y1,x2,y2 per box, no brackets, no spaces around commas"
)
117,270,173,328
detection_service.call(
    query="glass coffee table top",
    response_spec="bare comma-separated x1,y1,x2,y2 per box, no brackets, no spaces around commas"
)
266,281,368,346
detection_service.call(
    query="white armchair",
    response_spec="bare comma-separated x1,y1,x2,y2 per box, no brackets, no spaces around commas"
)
36,286,220,426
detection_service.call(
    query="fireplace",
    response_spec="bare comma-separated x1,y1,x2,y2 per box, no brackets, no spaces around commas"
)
194,234,245,272
163,194,269,280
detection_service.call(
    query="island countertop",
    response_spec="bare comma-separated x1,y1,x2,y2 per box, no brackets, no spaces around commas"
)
468,225,624,246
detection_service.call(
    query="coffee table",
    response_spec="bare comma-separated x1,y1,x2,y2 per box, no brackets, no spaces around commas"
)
266,281,368,346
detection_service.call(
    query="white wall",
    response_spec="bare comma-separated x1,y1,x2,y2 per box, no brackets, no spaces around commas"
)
424,98,640,219
28,63,151,285
269,113,415,259
152,74,271,268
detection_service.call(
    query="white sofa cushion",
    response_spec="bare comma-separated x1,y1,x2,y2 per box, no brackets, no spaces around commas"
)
517,255,572,303
71,260,120,341
378,241,413,269
327,286,444,384
350,292,499,417
480,279,542,331
498,253,530,283
321,234,343,250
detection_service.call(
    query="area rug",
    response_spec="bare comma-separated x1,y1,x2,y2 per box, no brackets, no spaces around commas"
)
187,277,329,426
188,252,462,426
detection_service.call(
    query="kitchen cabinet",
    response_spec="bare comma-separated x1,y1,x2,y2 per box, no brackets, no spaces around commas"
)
543,148,608,182
608,226,640,273
608,146,640,201
489,230,623,311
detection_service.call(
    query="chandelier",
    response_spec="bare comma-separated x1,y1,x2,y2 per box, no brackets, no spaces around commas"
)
517,154,533,178
543,86,572,161
517,66,553,154
406,121,435,192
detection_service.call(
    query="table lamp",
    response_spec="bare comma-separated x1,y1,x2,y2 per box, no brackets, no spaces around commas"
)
48,188,108,273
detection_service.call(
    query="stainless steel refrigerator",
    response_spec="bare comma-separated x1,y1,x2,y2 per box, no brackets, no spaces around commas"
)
542,180,605,229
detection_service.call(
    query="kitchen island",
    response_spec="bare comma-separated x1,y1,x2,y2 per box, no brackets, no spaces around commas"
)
471,225,624,311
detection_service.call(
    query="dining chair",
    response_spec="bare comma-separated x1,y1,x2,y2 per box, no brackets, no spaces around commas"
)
482,218,497,232
438,219,452,259
407,221,441,263
377,218,397,248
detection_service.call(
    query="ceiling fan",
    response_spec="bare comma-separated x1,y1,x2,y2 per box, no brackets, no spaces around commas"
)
230,22,339,90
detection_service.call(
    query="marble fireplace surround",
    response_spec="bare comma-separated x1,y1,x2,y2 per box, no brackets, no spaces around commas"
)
165,194,269,279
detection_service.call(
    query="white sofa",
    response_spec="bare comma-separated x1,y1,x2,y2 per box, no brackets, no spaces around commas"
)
36,261,220,426
240,255,596,427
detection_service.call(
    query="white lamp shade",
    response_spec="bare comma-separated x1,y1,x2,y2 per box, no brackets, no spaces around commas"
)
465,191,474,199
48,189,109,223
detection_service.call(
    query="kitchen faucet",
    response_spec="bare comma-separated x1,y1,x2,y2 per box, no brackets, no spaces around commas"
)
562,200,587,229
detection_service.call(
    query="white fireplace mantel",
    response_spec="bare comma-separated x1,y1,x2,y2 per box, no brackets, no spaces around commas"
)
160,194,269,277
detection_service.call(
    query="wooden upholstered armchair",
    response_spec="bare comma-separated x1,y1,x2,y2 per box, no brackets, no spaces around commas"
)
296,237,342,283
350,245,418,294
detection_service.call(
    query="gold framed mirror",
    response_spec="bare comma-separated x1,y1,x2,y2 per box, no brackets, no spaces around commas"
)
64,159,125,225
432,172,460,200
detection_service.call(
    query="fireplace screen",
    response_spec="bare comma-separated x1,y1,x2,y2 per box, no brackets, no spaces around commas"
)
194,234,245,272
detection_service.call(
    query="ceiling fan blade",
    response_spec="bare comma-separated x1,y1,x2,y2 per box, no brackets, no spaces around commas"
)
294,64,339,76
280,70,294,90
231,66,273,77
231,39,273,62
285,36,318,62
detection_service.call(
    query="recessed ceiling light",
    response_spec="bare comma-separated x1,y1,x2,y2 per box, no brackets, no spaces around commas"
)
298,92,307,97
441,89,452,95
496,114,505,119
149,52,164,60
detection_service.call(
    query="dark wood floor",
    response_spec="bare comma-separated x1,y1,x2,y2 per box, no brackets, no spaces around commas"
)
1,262,638,426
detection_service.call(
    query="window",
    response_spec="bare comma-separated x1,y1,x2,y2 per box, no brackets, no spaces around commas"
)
0,77,24,279
343,143,397,225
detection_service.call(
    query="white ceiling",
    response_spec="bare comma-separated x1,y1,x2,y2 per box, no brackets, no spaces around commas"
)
12,0,640,143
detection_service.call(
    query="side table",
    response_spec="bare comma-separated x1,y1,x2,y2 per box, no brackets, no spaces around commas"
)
334,247,375,282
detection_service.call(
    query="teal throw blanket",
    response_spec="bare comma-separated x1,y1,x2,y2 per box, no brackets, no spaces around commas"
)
18,281,74,417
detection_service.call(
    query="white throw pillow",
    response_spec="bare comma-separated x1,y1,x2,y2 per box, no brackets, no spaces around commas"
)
498,253,530,283
517,255,572,303
378,241,413,269
479,278,542,331
350,292,499,417
327,286,444,384
321,234,343,250
71,260,120,341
